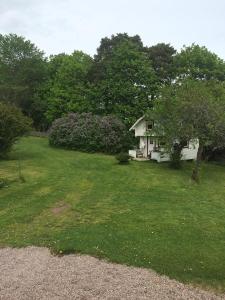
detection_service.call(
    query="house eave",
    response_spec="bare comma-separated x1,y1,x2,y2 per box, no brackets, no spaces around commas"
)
129,116,145,131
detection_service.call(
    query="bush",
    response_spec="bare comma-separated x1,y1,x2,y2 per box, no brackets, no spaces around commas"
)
170,151,182,169
0,178,7,189
170,143,183,169
115,152,130,164
202,146,225,162
0,103,32,158
49,113,131,154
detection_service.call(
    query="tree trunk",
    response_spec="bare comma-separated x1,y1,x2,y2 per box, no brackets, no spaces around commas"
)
192,143,203,183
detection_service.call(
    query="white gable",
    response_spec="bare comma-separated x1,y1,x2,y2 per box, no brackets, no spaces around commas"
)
129,116,147,137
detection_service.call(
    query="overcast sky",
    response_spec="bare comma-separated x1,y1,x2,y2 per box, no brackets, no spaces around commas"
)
1,0,225,58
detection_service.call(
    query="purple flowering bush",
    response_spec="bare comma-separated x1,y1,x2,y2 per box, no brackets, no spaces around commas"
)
49,113,130,154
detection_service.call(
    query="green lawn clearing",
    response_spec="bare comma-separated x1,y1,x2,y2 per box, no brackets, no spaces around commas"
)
1,137,225,292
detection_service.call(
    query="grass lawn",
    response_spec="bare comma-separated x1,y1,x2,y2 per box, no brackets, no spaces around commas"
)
1,137,225,292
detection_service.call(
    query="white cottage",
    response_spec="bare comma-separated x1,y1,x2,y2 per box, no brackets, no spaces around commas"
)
129,116,199,162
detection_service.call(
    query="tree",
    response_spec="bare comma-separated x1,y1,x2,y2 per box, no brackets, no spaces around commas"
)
174,44,225,81
45,51,93,122
148,80,225,182
173,44,225,163
0,103,32,158
89,33,158,126
146,43,176,84
90,33,144,81
0,34,47,128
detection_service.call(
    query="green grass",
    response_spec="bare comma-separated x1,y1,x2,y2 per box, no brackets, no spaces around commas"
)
1,137,225,292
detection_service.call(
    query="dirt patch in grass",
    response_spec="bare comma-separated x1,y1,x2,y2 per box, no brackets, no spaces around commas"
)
51,201,71,215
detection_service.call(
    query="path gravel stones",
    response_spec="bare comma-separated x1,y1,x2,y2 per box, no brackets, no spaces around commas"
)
0,247,224,300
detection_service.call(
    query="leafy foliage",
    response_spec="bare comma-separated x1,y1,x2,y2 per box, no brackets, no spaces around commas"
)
2,32,225,135
89,34,158,126
146,43,176,84
45,51,93,122
0,102,32,157
49,113,130,154
148,80,225,180
0,34,47,128
169,143,183,169
174,44,225,81
115,152,130,164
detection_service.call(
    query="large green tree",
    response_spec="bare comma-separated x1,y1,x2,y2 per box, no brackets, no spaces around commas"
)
45,51,93,122
0,34,47,128
89,34,158,126
148,80,225,182
173,44,225,162
90,33,144,81
174,44,225,81
146,43,176,84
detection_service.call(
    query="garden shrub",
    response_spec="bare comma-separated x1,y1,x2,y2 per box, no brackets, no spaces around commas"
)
0,103,32,158
115,152,130,164
49,113,130,154
169,143,183,169
0,178,8,189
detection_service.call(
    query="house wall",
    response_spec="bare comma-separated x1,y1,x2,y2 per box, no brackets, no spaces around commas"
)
134,119,147,137
181,140,199,160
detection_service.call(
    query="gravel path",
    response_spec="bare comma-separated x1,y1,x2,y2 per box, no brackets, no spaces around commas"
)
0,247,224,300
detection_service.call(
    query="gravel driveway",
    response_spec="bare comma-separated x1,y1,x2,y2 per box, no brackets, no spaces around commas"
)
0,247,224,300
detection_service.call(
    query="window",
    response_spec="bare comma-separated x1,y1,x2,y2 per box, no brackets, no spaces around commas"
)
147,122,154,130
149,138,154,145
182,140,189,148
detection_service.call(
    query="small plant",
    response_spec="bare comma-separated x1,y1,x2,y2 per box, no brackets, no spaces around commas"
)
18,156,26,183
19,174,26,183
170,151,182,169
0,178,5,189
115,152,130,164
169,143,183,169
0,178,9,189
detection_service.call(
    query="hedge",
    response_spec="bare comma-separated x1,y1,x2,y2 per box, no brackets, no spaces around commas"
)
49,113,131,154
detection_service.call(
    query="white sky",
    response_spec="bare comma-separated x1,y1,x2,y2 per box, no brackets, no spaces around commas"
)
1,0,225,58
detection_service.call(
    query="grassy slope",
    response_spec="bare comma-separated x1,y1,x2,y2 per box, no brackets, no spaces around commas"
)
1,137,225,291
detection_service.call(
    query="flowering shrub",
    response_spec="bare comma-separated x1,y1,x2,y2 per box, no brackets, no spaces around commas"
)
49,113,130,154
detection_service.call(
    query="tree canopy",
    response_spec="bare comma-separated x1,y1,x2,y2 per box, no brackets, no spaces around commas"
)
146,43,176,84
89,34,158,126
0,34,47,127
148,80,225,180
45,51,93,122
1,32,225,134
174,44,225,81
